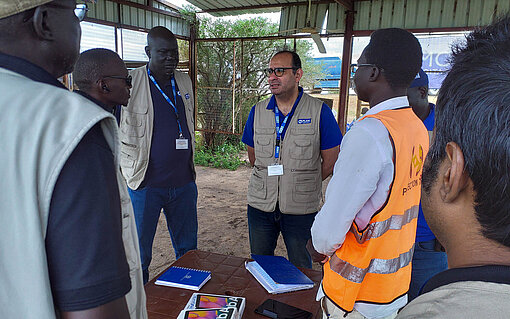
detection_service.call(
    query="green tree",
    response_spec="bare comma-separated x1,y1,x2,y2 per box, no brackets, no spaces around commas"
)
183,8,325,149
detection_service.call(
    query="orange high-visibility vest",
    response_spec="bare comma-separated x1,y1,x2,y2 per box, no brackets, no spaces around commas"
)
322,107,429,312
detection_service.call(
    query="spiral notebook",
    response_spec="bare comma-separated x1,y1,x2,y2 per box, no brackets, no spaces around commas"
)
155,266,211,291
245,255,314,294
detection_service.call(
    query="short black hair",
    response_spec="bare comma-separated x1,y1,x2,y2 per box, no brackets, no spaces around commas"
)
73,48,124,92
147,26,176,47
364,28,422,89
272,50,302,71
422,15,510,247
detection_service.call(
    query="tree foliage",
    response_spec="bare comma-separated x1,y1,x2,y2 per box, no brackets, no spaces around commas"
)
183,9,325,149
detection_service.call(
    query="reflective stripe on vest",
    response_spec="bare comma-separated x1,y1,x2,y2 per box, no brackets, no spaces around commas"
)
328,244,415,284
322,107,429,312
350,205,419,244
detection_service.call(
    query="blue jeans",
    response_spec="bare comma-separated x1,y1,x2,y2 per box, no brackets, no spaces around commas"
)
408,239,448,301
247,204,316,269
129,182,198,284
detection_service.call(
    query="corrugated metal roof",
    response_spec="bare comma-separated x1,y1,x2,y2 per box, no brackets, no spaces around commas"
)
279,2,346,34
86,0,191,37
184,0,510,31
187,0,327,17
354,0,510,31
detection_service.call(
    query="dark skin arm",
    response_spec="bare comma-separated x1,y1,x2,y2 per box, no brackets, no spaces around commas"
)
60,297,130,319
306,239,329,264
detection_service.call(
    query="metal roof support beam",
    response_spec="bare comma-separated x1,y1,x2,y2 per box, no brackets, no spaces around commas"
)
333,0,353,11
107,0,182,19
198,1,333,14
337,9,354,133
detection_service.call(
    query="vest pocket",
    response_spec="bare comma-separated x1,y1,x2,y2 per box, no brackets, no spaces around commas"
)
120,152,136,176
292,170,319,203
290,139,313,160
248,168,267,200
121,113,146,138
255,136,274,158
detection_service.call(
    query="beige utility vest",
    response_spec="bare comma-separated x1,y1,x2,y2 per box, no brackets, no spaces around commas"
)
0,68,146,319
248,93,322,214
119,67,196,190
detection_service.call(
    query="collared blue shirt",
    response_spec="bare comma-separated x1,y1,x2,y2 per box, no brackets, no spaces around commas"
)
416,103,436,242
242,87,342,150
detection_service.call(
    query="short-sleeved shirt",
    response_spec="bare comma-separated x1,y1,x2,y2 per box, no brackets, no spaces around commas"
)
242,88,342,150
416,103,436,242
141,68,194,188
0,52,131,312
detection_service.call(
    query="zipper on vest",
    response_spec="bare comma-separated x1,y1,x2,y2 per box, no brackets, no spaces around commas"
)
291,168,318,172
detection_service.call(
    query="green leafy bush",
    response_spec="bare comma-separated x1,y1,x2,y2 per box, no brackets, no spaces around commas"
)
194,140,245,170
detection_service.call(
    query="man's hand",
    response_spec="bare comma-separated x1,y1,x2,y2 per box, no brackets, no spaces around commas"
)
306,239,329,264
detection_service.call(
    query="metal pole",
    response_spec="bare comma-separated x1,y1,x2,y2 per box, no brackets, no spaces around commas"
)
239,39,244,133
232,40,237,133
337,10,354,134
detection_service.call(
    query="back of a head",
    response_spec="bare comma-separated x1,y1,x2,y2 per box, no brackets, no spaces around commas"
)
73,48,124,92
364,28,422,89
424,15,510,247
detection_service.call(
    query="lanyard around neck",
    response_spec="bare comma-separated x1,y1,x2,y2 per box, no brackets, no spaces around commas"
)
147,69,184,138
274,106,291,159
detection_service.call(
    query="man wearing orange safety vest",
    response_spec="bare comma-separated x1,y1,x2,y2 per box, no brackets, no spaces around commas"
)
307,28,429,319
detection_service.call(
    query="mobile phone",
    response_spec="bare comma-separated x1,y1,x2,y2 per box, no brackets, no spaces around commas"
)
254,299,312,319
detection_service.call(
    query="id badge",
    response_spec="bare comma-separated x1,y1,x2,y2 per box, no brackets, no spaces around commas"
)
267,164,284,176
176,138,189,150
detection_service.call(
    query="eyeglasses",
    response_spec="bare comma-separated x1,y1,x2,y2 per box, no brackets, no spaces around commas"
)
264,67,297,77
350,63,377,74
103,75,132,86
45,3,89,21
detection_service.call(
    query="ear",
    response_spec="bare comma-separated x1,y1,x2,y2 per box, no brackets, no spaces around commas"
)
295,68,304,83
419,86,428,99
97,79,110,93
440,142,469,203
145,46,151,59
32,6,53,40
368,66,381,82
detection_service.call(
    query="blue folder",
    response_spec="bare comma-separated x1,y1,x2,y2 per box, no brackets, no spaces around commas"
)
251,255,314,285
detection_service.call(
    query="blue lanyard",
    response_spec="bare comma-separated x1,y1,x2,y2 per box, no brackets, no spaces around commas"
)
147,69,184,138
274,106,291,159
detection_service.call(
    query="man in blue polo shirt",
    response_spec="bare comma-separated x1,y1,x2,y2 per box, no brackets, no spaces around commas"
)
407,69,447,301
118,26,197,284
242,50,342,268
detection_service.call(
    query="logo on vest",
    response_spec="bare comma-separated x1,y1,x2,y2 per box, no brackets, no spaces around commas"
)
410,144,424,178
297,118,312,124
403,144,424,196
185,93,190,100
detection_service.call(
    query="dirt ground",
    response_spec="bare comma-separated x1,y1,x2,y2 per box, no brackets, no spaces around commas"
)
148,158,329,280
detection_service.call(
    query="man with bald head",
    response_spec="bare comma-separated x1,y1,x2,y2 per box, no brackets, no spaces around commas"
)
0,1,139,318
118,26,197,284
73,48,132,112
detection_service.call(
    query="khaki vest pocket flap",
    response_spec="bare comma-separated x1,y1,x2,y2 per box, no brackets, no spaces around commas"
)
291,127,315,135
255,128,275,135
125,115,142,127
256,137,272,146
294,139,311,147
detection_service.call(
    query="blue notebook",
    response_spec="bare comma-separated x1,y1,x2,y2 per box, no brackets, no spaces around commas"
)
251,255,314,285
155,266,211,291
